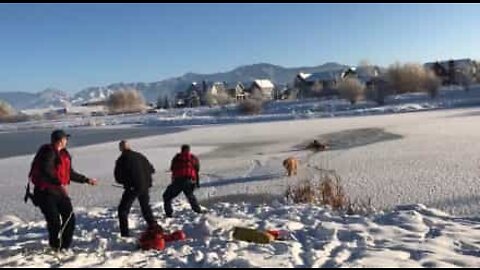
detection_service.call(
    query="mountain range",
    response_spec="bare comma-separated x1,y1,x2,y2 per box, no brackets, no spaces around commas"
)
0,62,348,110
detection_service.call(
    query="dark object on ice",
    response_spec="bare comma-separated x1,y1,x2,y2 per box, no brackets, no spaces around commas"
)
306,140,328,151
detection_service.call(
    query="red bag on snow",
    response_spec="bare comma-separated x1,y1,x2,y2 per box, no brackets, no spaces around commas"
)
138,225,165,251
163,230,186,242
138,226,187,251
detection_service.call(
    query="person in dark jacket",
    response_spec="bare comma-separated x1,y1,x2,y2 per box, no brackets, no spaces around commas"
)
163,144,203,218
29,129,98,251
114,140,158,237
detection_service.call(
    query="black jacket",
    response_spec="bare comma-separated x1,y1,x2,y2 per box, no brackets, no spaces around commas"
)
31,144,89,186
114,150,155,192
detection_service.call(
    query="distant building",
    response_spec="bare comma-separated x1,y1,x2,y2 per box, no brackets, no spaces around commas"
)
176,80,250,107
424,59,477,85
208,82,227,96
294,66,382,98
225,82,247,102
247,79,275,100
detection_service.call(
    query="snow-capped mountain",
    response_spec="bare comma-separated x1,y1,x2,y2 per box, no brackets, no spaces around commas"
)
0,88,70,110
0,62,348,110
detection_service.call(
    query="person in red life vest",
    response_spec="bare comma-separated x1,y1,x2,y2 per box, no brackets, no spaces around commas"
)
163,144,204,218
29,129,98,251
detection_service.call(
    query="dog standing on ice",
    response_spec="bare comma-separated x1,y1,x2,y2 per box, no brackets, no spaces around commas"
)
283,157,299,177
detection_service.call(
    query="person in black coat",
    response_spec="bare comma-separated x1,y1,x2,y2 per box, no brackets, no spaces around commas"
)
114,140,158,237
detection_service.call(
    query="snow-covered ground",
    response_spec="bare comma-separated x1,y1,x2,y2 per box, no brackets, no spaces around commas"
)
3,106,480,219
1,88,480,267
1,202,480,268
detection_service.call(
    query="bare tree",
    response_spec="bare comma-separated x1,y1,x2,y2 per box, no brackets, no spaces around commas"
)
310,81,323,97
337,77,365,105
190,91,201,107
164,96,171,109
424,70,442,98
0,100,15,118
156,95,164,109
365,81,388,106
387,62,441,98
215,91,234,106
204,92,218,107
107,88,146,114
457,70,474,91
0,100,30,123
238,98,263,115
157,95,171,109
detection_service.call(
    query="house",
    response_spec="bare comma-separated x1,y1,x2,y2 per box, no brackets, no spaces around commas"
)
202,82,229,106
176,81,235,107
294,68,352,98
424,59,477,85
248,79,275,100
354,66,384,91
355,66,381,84
174,82,206,108
208,82,227,96
294,66,382,98
305,69,351,86
176,79,272,106
273,84,289,100
225,82,246,102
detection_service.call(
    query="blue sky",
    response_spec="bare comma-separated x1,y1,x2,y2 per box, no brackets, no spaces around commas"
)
0,3,479,93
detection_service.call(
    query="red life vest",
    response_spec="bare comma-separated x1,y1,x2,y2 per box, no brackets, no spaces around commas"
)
29,144,71,190
171,152,198,181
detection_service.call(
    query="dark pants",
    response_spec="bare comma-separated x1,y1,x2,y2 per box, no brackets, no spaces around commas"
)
35,188,75,250
163,178,201,217
118,189,156,237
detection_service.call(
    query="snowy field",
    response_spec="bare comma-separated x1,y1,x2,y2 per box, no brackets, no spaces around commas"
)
1,202,479,267
1,88,480,267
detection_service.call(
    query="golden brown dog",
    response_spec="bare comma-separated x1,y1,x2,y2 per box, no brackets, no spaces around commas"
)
283,157,299,177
